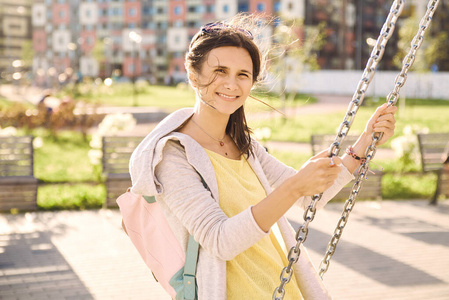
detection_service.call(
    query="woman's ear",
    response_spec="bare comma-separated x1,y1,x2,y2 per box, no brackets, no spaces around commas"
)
188,72,198,89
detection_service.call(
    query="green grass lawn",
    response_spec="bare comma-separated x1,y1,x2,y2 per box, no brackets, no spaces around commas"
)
62,82,315,113
33,129,101,183
251,104,449,144
86,83,197,109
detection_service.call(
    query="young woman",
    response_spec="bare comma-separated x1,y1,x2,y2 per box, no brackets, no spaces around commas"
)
129,15,397,300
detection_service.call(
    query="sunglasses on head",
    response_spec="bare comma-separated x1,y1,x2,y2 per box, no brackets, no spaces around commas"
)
200,22,254,40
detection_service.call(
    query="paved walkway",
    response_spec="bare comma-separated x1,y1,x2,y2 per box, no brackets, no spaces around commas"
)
1,199,448,300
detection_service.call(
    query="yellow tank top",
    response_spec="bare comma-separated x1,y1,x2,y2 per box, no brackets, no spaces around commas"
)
205,149,303,300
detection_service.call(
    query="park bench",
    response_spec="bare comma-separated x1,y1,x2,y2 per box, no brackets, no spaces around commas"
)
102,136,145,207
311,134,383,200
0,136,38,211
417,132,449,204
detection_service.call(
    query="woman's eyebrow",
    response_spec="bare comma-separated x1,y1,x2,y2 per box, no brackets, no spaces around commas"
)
240,69,253,75
215,65,252,74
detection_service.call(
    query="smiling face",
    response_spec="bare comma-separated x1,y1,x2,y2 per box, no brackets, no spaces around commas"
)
192,46,254,116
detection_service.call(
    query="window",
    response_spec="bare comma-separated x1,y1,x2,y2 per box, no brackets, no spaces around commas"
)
143,6,152,15
59,10,65,18
274,1,281,12
174,6,182,15
196,5,205,13
223,4,229,13
238,4,249,12
129,8,136,16
257,3,265,12
112,7,122,16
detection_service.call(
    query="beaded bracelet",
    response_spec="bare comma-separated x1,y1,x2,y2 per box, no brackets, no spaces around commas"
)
345,146,366,164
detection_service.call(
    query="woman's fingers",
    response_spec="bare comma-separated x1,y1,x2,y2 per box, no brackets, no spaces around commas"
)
364,104,398,146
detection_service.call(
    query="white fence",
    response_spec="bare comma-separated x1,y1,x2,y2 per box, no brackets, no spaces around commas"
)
283,70,449,100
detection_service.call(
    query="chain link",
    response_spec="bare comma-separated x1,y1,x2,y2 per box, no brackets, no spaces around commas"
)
272,2,406,299
318,0,440,279
330,0,405,157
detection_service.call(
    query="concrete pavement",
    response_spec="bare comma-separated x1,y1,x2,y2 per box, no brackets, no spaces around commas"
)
1,199,448,300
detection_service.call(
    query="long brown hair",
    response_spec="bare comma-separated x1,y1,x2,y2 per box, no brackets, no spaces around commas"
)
185,14,268,156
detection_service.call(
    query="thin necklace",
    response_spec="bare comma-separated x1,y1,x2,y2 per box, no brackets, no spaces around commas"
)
190,118,226,147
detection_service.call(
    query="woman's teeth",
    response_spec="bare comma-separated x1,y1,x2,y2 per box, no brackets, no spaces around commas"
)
218,93,237,99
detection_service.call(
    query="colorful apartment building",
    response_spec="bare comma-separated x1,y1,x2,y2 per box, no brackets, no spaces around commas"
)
22,0,449,85
0,0,32,79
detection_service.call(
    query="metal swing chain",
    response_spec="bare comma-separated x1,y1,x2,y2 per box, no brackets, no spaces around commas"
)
272,2,405,299
318,0,441,278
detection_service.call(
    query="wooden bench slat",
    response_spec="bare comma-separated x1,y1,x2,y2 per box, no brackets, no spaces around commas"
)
417,133,449,172
417,133,449,203
102,136,145,207
334,171,383,200
0,137,37,212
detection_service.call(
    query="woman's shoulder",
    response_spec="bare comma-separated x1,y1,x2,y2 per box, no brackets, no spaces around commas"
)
154,134,188,159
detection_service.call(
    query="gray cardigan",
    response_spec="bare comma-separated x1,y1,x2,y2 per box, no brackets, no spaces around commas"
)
129,108,353,299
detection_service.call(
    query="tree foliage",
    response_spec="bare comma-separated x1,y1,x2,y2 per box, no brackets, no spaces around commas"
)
267,18,325,103
393,15,448,72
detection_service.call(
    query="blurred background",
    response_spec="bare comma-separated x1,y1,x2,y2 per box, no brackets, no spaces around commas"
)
0,0,448,94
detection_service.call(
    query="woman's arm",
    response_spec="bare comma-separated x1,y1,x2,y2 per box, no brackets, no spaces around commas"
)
155,140,269,261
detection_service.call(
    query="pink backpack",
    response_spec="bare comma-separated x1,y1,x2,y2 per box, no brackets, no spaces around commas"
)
117,189,199,300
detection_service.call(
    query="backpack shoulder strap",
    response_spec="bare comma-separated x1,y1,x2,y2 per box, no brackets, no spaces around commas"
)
183,235,199,300
182,172,207,300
